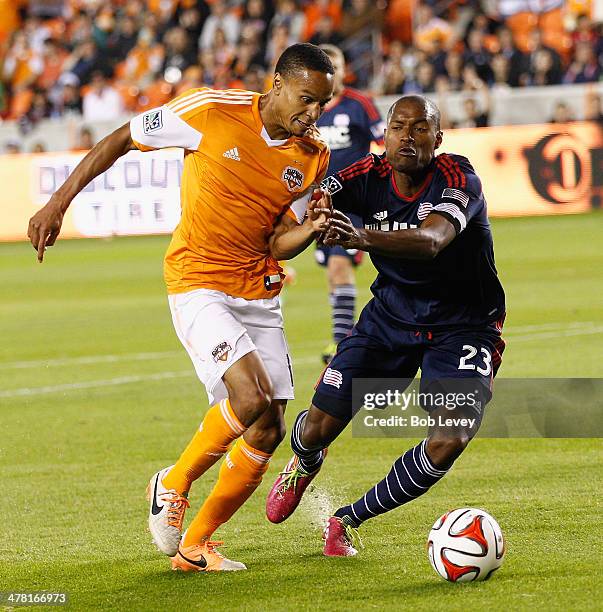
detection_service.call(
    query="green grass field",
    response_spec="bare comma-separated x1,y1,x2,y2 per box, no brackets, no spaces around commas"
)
1,213,602,610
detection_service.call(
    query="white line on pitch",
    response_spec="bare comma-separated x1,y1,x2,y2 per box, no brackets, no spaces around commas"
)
1,350,182,370
0,357,321,398
0,371,191,398
502,321,597,334
0,322,600,373
2,325,602,398
290,326,603,367
505,325,603,343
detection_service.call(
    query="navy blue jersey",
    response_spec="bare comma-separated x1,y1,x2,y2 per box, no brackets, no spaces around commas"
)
320,152,506,329
317,87,385,175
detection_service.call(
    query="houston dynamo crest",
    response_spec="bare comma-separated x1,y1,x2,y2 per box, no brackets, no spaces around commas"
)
282,166,304,191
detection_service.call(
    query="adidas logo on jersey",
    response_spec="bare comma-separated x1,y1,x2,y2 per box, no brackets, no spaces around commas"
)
223,147,240,161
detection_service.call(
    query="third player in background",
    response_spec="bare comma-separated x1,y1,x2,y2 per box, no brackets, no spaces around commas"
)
315,45,385,364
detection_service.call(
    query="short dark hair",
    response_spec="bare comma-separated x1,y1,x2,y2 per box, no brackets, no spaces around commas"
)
387,95,441,131
319,44,344,62
275,43,334,78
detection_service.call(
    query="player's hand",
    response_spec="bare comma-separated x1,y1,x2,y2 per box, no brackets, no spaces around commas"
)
323,209,366,249
27,199,65,262
306,189,332,233
303,124,322,140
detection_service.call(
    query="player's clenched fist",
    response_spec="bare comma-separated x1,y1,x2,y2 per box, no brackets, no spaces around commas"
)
323,209,365,249
306,188,332,233
27,200,65,262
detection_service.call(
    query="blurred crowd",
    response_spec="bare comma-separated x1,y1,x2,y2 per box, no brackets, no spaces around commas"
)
378,2,602,97
0,0,601,150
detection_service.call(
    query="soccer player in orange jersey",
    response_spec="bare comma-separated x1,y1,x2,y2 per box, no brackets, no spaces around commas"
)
27,43,335,572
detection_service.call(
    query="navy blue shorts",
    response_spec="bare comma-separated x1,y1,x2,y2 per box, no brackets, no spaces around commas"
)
313,306,506,423
315,244,364,267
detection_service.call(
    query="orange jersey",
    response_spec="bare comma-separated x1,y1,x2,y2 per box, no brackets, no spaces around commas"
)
130,88,330,299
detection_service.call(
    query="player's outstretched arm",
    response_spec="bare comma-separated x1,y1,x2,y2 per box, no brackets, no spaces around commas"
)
324,210,456,260
269,191,331,261
27,123,136,262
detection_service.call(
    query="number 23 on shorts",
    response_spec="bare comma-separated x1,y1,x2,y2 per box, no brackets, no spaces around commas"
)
458,344,492,376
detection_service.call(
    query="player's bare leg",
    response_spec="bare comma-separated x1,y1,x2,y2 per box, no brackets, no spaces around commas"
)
183,399,286,538
322,255,356,364
268,399,482,555
164,350,273,486
244,399,287,453
266,404,346,523
150,351,273,557
425,404,479,467
172,399,286,572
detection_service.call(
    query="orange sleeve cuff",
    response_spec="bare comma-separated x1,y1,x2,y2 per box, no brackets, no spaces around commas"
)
284,206,301,224
131,138,157,152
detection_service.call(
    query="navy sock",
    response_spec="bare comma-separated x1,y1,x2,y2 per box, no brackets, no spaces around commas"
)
331,284,356,343
334,439,449,527
290,410,325,474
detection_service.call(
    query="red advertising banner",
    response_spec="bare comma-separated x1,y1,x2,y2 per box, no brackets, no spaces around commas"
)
443,122,602,216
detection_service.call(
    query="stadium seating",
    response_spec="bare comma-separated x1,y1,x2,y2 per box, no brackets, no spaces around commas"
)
0,0,600,152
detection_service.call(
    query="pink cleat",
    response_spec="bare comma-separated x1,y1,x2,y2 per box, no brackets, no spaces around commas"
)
266,454,323,523
323,516,362,557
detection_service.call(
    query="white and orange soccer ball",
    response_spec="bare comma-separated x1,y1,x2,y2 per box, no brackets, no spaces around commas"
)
427,508,505,582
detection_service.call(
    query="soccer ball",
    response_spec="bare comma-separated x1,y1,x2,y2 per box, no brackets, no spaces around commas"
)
427,508,505,582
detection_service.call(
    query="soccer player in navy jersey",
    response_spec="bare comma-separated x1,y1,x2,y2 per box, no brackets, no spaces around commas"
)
266,94,506,556
315,45,385,364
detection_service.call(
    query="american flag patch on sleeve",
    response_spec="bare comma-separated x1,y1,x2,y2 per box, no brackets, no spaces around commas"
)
442,188,469,208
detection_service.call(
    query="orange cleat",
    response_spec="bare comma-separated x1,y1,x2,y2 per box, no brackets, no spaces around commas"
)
171,537,247,572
